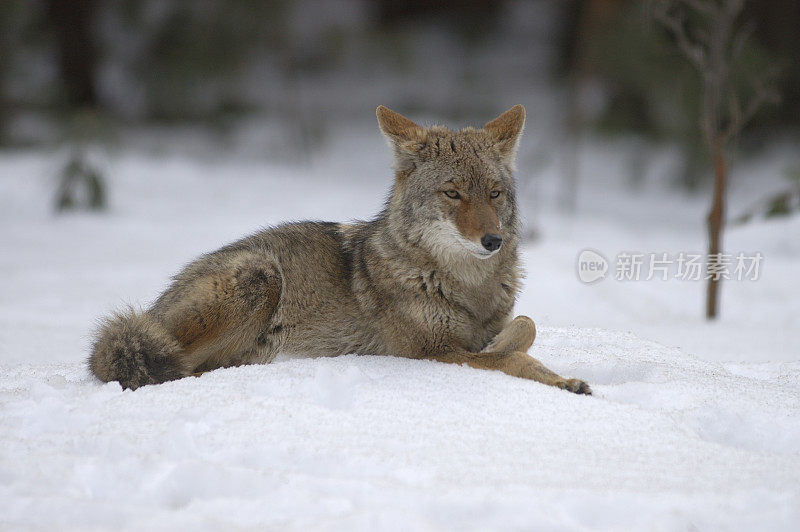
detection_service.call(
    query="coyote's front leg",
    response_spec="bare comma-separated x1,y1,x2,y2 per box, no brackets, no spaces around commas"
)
481,315,538,353
427,316,592,395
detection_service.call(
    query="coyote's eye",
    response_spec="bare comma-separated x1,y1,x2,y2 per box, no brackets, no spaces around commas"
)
443,190,461,200
490,190,502,199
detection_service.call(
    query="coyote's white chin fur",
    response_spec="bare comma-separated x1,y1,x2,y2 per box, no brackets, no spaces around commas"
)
428,220,499,260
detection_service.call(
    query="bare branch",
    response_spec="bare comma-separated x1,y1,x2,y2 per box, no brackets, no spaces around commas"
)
740,85,779,126
723,0,746,19
677,0,715,16
724,93,742,140
702,114,715,145
730,22,754,62
652,1,706,69
694,27,711,44
723,68,781,140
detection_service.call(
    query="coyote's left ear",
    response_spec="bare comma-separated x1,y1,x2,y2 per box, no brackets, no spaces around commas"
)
484,104,526,169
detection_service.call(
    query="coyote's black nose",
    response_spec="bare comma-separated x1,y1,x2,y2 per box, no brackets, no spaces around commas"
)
481,234,502,252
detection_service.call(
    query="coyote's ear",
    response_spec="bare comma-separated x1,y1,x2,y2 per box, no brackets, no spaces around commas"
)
484,104,526,168
376,106,426,162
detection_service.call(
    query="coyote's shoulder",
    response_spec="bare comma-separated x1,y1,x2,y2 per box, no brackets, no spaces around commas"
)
89,105,591,394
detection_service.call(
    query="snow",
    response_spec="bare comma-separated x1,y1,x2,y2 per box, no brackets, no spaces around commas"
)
1,133,799,530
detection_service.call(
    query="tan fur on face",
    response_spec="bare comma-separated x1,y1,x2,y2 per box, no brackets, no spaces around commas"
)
454,196,500,243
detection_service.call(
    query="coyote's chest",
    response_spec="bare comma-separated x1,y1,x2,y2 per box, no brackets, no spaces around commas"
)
403,266,515,351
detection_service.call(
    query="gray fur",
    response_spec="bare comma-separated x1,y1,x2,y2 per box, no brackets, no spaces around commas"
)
88,106,590,394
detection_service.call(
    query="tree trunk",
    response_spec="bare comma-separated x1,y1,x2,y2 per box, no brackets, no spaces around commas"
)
46,0,98,108
705,135,727,319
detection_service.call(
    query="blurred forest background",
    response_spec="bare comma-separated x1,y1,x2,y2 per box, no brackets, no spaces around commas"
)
0,0,797,217
1,0,799,339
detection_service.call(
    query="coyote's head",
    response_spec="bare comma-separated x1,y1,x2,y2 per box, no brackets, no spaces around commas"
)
377,105,525,261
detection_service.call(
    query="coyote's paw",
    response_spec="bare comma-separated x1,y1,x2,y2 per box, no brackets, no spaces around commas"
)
557,378,592,395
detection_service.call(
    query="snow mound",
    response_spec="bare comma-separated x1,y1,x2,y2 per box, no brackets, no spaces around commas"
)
2,327,798,530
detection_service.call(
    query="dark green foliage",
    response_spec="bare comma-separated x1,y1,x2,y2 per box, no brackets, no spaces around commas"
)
762,166,800,219
0,0,37,142
55,153,106,212
745,0,800,129
54,111,115,213
587,6,692,139
734,166,800,224
117,0,290,122
585,3,778,188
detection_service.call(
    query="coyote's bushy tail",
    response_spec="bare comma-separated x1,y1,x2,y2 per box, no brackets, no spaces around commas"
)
89,309,189,390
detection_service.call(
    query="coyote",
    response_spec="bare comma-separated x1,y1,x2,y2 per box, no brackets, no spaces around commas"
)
90,105,591,394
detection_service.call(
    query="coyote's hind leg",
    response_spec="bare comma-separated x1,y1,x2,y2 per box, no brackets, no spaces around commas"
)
90,251,284,389
153,252,284,375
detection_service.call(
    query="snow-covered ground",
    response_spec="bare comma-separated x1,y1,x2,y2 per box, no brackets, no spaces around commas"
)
1,130,799,530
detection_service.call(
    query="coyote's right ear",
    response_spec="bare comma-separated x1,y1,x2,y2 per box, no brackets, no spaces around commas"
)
376,106,426,174
484,104,526,170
